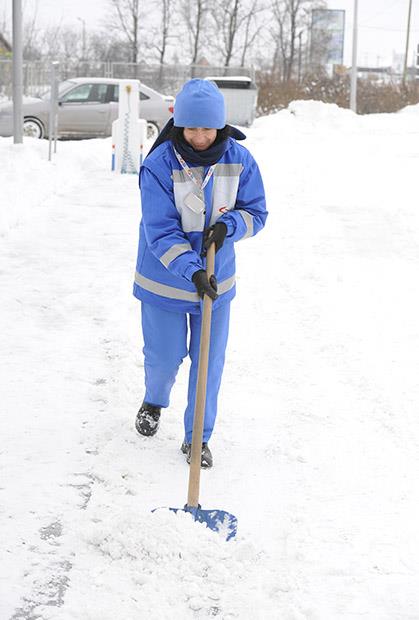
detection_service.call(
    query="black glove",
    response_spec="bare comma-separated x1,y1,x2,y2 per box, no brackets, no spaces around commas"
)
192,270,218,300
202,222,227,255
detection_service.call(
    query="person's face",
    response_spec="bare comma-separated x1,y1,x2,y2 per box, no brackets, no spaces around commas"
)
183,127,217,151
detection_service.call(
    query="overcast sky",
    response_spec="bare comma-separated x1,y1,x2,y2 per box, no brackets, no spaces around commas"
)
0,0,418,66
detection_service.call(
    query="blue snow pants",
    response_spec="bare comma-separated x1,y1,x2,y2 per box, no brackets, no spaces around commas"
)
141,301,230,443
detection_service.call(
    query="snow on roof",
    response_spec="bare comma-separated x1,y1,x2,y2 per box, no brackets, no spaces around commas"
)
205,75,252,82
69,77,140,85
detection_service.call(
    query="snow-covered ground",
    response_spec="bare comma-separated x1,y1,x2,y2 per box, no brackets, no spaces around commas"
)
1,101,419,619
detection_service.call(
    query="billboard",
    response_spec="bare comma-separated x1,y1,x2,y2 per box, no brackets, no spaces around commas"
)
310,9,345,67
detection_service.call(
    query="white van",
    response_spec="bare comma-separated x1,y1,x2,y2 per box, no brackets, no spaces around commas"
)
204,76,257,127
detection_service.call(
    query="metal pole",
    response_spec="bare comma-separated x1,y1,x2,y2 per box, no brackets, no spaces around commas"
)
53,62,59,154
48,62,58,161
12,0,23,143
403,0,413,86
350,0,358,112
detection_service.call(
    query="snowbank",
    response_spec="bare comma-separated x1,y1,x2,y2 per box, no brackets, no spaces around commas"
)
0,137,112,235
397,102,419,115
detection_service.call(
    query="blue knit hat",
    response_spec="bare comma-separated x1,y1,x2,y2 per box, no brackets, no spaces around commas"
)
174,79,226,129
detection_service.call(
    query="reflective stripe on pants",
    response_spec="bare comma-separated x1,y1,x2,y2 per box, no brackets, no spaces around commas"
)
141,300,230,443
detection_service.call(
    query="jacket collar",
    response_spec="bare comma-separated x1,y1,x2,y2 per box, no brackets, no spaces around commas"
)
173,133,229,166
145,118,246,166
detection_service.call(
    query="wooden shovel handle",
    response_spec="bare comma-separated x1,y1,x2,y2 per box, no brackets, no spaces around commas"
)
187,242,215,507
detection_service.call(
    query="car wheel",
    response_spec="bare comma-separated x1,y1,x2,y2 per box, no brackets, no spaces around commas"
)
23,118,45,139
147,122,159,141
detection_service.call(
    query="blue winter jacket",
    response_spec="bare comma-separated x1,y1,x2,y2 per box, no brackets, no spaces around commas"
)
133,137,267,313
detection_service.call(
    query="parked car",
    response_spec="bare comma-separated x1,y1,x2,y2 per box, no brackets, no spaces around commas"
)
0,77,174,140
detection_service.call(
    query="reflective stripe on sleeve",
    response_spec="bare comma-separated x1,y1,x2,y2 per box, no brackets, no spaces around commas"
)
160,243,192,268
135,272,236,302
238,210,254,239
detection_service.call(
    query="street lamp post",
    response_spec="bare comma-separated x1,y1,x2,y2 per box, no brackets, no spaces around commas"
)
12,0,23,143
48,61,59,161
350,0,358,112
402,0,413,86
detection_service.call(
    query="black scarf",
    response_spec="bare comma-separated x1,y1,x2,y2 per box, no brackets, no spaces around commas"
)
145,118,246,166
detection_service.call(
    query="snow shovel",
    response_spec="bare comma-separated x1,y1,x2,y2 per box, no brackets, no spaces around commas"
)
156,243,238,541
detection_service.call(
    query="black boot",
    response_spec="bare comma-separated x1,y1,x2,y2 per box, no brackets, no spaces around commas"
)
181,441,213,469
135,402,161,437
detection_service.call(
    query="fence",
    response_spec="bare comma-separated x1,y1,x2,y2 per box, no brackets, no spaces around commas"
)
0,59,255,100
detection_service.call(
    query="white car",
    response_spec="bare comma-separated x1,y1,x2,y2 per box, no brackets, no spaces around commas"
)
0,77,174,140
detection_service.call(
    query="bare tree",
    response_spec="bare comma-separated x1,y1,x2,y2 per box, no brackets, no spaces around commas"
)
22,0,42,60
41,25,62,59
61,27,80,69
211,0,240,68
107,0,141,63
148,0,175,65
89,31,131,62
211,0,265,69
180,0,210,65
270,0,325,81
239,0,267,67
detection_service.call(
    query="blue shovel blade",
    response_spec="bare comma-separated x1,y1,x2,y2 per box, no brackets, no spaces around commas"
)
153,505,238,541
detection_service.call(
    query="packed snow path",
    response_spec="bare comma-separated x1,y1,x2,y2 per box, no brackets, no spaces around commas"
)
1,102,419,619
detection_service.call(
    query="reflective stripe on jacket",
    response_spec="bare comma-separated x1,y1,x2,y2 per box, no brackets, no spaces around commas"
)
133,137,267,314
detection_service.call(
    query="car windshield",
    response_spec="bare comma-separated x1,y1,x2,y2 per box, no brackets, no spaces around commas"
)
40,80,77,100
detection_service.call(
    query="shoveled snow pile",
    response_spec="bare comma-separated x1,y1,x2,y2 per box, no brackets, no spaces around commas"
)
1,100,419,619
53,507,281,620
